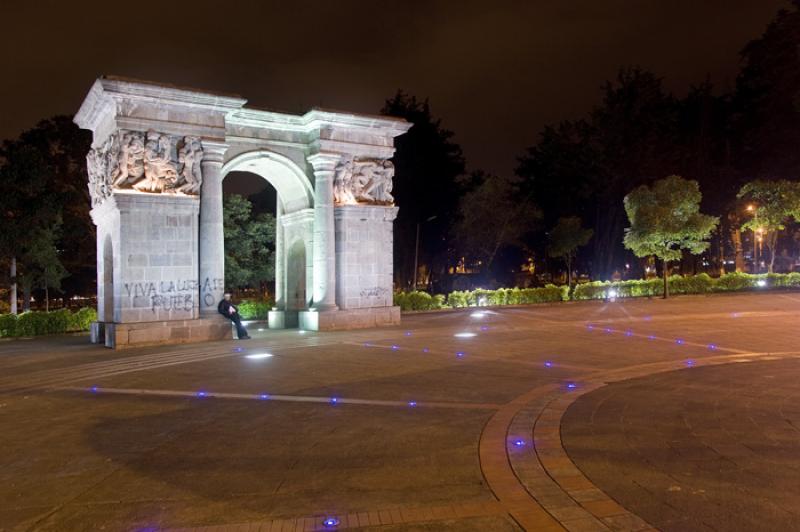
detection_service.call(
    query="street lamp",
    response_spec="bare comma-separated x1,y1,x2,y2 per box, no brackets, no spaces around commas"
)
413,215,437,290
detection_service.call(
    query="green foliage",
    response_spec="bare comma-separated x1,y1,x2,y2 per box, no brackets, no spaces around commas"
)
393,291,445,311
223,194,276,290
624,176,719,262
0,307,96,337
737,179,800,272
237,299,273,320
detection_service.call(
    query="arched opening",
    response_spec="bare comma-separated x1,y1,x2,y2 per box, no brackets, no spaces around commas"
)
221,150,314,329
102,234,114,322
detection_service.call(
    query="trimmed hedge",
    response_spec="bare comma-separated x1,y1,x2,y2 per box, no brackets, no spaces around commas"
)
394,291,445,311
0,307,97,338
394,272,800,312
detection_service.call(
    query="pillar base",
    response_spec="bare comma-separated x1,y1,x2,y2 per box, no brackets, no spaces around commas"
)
268,310,285,329
299,306,400,331
90,322,106,344
102,316,232,349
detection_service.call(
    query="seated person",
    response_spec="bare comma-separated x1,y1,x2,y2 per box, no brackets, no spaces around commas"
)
217,293,250,339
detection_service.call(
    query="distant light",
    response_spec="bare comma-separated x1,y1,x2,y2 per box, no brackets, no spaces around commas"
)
478,296,488,306
298,330,307,334
604,327,613,333
513,439,526,447
454,332,477,338
756,279,767,287
676,339,685,345
607,289,618,300
408,401,417,407
643,316,652,321
363,342,371,347
685,359,695,366
587,324,594,330
422,347,430,353
471,311,486,318
648,335,656,340
544,361,553,368
90,386,98,393
245,353,273,360
708,344,717,350
257,328,265,332
480,325,489,331
456,351,465,358
625,330,633,337
732,312,740,318
391,344,400,350
197,391,207,398
233,347,243,353
330,397,339,404
322,517,340,528
404,331,412,336
259,393,270,400
566,382,577,389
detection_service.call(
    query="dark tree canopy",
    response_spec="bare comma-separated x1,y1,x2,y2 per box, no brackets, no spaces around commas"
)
381,91,466,288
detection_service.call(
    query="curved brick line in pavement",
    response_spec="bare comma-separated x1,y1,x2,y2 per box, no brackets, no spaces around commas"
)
478,350,800,531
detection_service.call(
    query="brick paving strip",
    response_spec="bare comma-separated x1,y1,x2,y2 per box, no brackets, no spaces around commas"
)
493,349,800,531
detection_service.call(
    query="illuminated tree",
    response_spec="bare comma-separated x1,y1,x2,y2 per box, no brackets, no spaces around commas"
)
623,176,718,298
737,180,800,273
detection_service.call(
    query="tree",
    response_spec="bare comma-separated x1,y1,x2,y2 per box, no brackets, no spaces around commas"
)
452,172,540,280
737,179,800,273
623,176,719,298
223,194,275,292
733,1,800,180
20,221,68,311
381,91,466,289
0,143,60,312
518,68,680,280
0,116,93,312
548,217,593,288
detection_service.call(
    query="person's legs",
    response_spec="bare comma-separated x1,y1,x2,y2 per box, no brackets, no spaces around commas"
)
232,315,250,339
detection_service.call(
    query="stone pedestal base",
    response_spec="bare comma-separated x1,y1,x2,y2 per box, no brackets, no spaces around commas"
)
90,322,106,344
103,316,231,349
268,310,286,329
299,306,400,331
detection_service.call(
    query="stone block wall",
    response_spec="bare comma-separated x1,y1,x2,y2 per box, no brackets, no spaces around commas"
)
334,205,398,310
95,193,203,324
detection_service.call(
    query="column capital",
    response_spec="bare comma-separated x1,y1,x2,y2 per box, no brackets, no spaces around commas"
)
201,141,229,164
306,152,342,172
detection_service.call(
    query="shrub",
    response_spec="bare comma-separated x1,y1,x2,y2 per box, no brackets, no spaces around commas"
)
0,313,17,337
394,291,444,311
447,291,470,308
713,272,755,292
238,300,271,320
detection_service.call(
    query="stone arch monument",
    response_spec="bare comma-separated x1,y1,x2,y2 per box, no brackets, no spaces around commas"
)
75,77,411,348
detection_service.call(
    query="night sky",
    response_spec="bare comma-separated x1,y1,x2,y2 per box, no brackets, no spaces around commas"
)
1,0,790,178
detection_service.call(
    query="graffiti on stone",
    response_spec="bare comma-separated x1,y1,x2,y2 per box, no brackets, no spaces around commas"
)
123,279,215,313
360,287,388,297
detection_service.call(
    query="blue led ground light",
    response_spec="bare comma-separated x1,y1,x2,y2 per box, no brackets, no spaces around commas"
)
544,361,553,368
322,517,340,527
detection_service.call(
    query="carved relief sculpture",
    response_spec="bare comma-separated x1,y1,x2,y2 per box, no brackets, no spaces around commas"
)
86,129,204,206
333,157,395,206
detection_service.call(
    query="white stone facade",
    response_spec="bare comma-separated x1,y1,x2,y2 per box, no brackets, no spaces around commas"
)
74,77,410,347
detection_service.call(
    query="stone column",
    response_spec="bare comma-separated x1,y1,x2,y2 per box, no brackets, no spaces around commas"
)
198,141,228,317
274,199,285,310
307,153,339,311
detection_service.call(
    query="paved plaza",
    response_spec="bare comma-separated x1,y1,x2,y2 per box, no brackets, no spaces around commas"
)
2,292,800,531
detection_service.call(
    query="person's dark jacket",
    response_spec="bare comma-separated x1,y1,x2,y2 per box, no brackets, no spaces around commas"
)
218,299,238,318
